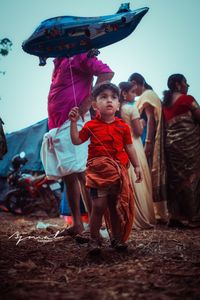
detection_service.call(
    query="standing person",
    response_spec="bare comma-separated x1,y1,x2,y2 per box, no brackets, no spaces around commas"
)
41,53,114,237
0,117,7,160
128,72,168,224
162,74,200,228
119,81,155,229
69,82,142,252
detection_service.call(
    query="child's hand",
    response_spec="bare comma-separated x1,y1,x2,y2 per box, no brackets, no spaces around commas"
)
68,107,80,122
134,166,143,183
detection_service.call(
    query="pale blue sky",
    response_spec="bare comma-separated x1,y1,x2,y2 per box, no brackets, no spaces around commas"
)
1,0,200,133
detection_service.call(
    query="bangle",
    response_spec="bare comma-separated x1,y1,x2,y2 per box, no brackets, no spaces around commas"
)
145,139,151,143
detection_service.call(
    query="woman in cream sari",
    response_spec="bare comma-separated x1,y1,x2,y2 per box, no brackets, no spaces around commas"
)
129,73,168,224
119,81,155,229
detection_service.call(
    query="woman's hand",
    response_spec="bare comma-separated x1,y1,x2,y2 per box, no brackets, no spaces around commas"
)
134,166,143,183
68,107,80,122
144,141,153,159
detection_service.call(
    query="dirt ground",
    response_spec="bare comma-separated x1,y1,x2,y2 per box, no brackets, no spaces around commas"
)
0,212,200,300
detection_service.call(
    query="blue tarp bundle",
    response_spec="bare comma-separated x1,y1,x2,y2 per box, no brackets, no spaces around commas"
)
0,119,48,177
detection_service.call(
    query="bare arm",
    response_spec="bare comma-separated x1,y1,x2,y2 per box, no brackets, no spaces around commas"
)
125,144,142,183
69,107,83,145
95,72,114,85
144,105,156,158
145,104,156,141
190,100,200,123
192,109,200,123
131,118,143,137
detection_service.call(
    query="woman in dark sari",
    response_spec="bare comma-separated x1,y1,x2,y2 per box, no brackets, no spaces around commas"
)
162,74,200,227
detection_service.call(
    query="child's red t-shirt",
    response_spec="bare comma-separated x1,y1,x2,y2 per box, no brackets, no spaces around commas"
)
79,117,132,166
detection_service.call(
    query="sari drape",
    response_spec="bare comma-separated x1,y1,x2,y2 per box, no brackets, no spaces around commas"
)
165,111,200,219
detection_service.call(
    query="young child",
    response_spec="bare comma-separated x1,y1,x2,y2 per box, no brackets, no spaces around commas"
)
69,82,142,252
119,81,155,229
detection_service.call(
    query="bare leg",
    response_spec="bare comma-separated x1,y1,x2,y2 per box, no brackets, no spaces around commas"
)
107,195,128,251
90,196,108,240
63,173,84,234
153,201,168,223
77,172,92,218
107,195,121,240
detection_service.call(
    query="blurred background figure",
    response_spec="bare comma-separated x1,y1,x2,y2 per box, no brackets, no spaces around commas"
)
162,74,200,228
129,73,168,224
119,81,155,229
41,52,114,238
0,117,7,160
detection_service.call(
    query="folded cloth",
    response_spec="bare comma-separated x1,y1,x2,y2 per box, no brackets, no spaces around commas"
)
86,156,121,188
86,157,134,242
40,112,90,179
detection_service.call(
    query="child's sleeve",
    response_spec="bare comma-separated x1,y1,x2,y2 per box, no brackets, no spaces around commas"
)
79,123,91,142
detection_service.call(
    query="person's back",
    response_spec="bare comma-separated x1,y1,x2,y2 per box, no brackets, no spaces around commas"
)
137,89,161,130
48,53,113,129
162,74,200,228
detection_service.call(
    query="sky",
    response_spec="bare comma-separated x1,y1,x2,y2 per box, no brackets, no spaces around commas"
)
1,0,200,133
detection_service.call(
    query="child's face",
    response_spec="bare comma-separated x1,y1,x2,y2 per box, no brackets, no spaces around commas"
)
131,81,143,96
93,89,120,115
123,86,136,101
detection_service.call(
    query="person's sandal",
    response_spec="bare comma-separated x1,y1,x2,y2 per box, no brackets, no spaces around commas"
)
56,227,78,238
111,239,128,252
88,238,102,255
75,230,91,244
167,219,190,229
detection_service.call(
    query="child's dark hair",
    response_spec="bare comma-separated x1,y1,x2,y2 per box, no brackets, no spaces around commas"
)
128,72,153,90
92,82,120,99
163,74,185,107
118,81,134,102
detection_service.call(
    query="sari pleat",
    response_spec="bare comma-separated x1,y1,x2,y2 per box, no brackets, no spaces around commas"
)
165,112,200,219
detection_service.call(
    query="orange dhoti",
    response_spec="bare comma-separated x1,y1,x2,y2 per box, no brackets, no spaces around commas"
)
86,156,135,242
